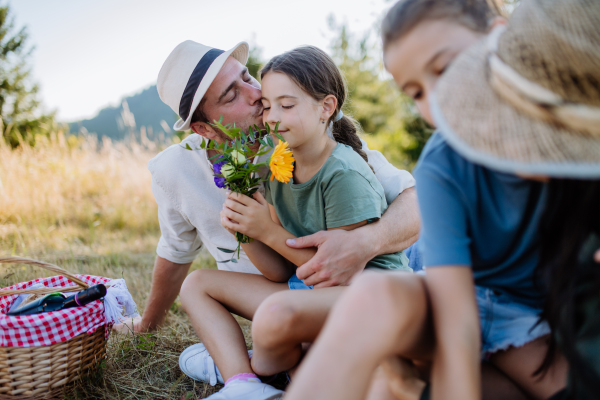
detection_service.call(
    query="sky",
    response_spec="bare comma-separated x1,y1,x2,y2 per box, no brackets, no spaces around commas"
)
7,0,392,122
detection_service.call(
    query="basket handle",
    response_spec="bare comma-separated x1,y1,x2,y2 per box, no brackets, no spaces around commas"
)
0,256,89,297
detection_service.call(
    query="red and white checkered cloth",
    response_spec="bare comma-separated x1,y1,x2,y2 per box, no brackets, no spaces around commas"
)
0,275,109,347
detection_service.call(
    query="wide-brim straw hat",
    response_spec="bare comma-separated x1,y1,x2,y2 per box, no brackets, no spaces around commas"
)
157,41,249,131
430,0,600,178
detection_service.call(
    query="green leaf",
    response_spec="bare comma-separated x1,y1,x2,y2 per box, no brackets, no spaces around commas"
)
274,121,280,133
200,140,206,149
230,258,238,263
217,247,236,253
267,136,274,147
185,143,192,150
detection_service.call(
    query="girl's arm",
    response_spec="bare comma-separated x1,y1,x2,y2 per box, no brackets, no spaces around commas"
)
425,266,481,400
221,191,365,281
220,194,296,282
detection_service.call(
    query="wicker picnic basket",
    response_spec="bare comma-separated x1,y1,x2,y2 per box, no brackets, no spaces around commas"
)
0,257,109,399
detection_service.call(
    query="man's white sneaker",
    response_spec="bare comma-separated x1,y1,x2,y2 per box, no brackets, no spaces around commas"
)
179,343,253,386
204,380,284,400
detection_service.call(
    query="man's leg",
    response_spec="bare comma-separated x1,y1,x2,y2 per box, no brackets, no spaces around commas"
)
250,287,345,376
179,269,287,381
285,271,434,400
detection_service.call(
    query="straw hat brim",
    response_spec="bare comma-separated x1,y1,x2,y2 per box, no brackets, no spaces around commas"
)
173,42,249,131
431,38,600,178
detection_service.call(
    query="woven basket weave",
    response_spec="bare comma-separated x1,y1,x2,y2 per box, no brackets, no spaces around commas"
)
0,257,109,399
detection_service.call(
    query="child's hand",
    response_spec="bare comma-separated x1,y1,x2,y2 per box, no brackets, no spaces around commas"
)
219,208,238,236
221,191,273,241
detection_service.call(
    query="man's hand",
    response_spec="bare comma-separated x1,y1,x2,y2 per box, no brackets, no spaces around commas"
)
115,256,191,335
287,230,372,287
287,187,420,288
113,316,144,336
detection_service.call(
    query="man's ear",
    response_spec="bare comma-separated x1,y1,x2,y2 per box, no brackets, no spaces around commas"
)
321,94,338,121
190,121,218,140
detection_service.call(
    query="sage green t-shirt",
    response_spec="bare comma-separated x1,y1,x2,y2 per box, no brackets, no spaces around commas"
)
265,143,410,271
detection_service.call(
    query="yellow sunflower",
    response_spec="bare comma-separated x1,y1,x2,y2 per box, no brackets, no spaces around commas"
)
269,141,295,183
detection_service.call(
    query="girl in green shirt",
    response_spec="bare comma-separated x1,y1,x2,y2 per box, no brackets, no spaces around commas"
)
179,46,409,400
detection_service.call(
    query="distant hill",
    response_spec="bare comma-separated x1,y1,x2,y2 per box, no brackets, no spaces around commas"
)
69,85,177,141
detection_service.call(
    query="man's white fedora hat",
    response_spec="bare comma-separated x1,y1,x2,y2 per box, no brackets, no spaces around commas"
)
157,41,249,131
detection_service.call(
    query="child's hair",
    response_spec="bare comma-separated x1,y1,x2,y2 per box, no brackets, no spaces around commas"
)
260,46,369,164
381,0,506,50
536,179,600,388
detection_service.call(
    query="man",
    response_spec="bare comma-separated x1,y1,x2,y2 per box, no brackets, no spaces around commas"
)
115,40,419,338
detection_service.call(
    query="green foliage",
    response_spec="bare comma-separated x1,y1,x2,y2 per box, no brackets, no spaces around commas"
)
247,44,264,81
328,17,432,168
185,119,283,260
0,3,56,148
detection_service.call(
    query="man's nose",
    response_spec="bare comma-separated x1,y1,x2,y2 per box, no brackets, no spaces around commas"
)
245,83,262,105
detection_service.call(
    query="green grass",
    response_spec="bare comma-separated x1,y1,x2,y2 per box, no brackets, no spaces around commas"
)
0,135,275,399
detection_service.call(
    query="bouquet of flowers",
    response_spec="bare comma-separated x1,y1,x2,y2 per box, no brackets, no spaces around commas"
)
186,118,294,262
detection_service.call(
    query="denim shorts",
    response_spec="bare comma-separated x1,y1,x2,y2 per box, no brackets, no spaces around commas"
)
288,273,314,290
476,286,550,357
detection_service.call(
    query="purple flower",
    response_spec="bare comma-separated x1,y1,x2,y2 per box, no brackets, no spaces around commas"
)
213,156,226,174
214,176,227,188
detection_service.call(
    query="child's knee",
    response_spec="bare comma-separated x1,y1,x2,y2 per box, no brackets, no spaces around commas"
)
179,269,213,309
344,272,425,329
252,295,301,350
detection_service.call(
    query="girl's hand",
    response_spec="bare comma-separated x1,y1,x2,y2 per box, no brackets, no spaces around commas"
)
219,207,238,236
221,191,273,241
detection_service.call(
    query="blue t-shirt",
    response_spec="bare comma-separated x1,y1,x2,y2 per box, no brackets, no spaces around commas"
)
413,133,548,308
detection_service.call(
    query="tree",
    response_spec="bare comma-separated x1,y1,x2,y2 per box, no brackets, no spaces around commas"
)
246,44,264,81
328,17,432,168
0,3,55,148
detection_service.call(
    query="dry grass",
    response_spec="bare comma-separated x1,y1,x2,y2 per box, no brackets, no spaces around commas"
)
0,133,270,399
0,131,159,256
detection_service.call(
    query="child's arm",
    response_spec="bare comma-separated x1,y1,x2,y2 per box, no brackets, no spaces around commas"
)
221,191,366,281
258,202,367,270
425,266,481,400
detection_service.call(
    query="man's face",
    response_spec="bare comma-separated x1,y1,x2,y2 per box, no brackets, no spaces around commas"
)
199,56,263,141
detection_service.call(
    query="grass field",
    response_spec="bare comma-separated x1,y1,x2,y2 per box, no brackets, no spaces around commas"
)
0,133,263,399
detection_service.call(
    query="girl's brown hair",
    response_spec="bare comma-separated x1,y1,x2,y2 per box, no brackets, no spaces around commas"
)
260,46,369,164
382,0,506,50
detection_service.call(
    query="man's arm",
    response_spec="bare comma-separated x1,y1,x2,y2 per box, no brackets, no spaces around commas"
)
289,187,420,287
113,256,191,334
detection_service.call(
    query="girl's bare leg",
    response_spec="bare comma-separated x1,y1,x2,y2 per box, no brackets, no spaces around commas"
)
179,269,287,381
250,287,345,376
490,336,568,400
379,357,427,400
365,365,410,400
285,271,434,400
366,359,531,400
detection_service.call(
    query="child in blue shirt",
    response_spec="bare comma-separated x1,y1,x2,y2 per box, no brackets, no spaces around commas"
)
285,0,593,399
